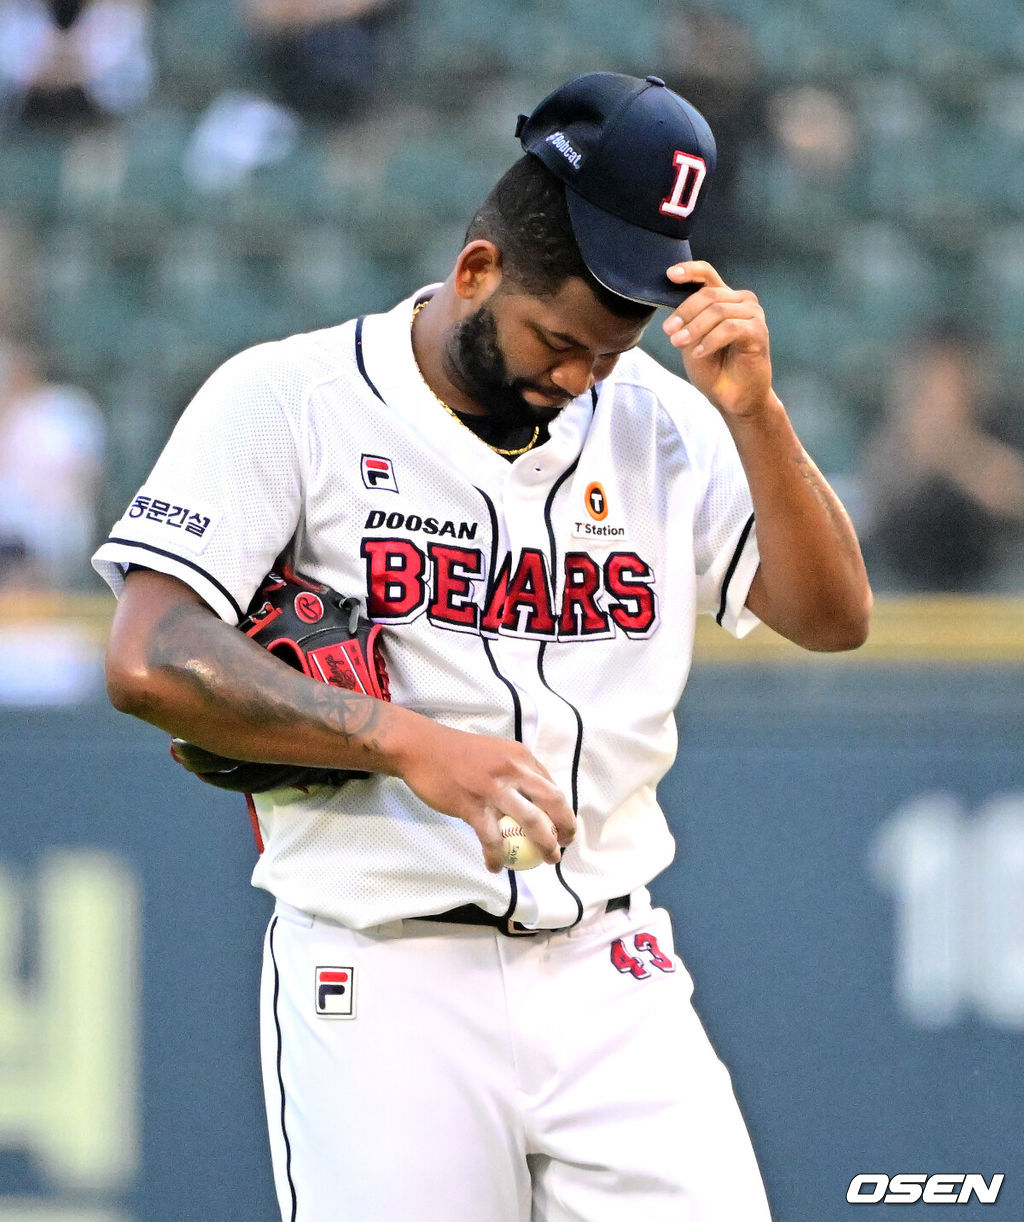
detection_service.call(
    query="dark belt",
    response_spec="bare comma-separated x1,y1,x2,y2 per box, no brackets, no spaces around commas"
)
417,893,630,938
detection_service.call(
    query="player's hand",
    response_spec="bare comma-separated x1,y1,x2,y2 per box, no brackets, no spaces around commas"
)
395,722,576,873
662,261,773,419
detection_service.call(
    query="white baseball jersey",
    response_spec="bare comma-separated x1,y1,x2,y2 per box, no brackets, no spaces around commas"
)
93,286,761,931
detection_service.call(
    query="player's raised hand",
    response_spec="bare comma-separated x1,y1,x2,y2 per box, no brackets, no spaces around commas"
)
394,721,576,873
662,261,773,420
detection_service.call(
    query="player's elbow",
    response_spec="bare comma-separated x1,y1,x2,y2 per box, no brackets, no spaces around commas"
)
804,620,869,653
802,588,873,652
105,655,147,717
105,568,216,721
754,573,873,652
105,650,166,720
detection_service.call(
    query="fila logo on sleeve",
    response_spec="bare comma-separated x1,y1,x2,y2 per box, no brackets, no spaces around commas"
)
315,966,356,1018
361,455,398,493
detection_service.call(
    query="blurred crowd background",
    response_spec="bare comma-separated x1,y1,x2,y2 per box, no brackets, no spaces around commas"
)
2,0,1024,603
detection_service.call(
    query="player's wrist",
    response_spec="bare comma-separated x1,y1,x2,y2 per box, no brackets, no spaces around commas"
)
368,704,445,781
714,385,783,424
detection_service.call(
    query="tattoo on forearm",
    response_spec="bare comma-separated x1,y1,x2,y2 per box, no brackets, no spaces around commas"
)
795,449,860,560
147,603,386,757
308,681,385,755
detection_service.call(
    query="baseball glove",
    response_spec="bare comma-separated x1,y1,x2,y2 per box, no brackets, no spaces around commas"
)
170,567,390,793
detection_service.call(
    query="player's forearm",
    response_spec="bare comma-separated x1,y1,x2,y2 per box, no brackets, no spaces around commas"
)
726,391,872,651
107,593,423,778
105,571,576,861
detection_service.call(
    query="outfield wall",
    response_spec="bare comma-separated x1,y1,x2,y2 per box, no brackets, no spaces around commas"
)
0,599,1021,1221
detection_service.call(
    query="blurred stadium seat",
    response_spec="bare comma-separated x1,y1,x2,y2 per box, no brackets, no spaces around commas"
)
0,0,1018,589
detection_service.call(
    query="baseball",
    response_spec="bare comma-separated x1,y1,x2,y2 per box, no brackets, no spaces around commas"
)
498,815,545,871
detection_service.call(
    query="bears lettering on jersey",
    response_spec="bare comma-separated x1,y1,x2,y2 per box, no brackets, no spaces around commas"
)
361,535,658,641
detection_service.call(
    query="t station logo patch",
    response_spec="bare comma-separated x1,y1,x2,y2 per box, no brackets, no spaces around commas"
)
315,966,356,1018
573,480,625,541
585,482,609,521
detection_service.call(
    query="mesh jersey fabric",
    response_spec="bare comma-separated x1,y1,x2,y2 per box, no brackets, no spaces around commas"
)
93,286,761,930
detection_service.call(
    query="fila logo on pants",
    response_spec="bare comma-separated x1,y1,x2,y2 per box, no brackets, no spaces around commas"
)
315,967,356,1018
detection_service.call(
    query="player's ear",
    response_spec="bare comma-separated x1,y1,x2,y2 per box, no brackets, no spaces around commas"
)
453,240,503,303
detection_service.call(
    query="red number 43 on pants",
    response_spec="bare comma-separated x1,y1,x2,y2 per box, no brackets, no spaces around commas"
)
610,932,676,979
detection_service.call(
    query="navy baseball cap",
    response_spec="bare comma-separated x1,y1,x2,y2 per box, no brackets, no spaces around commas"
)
516,72,717,307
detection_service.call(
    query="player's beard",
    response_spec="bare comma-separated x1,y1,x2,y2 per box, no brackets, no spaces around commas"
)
442,303,569,435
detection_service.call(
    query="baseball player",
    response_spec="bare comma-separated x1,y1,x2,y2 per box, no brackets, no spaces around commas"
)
95,73,871,1221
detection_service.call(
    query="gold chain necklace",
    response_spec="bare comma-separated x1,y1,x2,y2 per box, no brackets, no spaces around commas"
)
411,300,541,458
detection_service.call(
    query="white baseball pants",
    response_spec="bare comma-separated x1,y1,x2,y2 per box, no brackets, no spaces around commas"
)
260,893,772,1222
